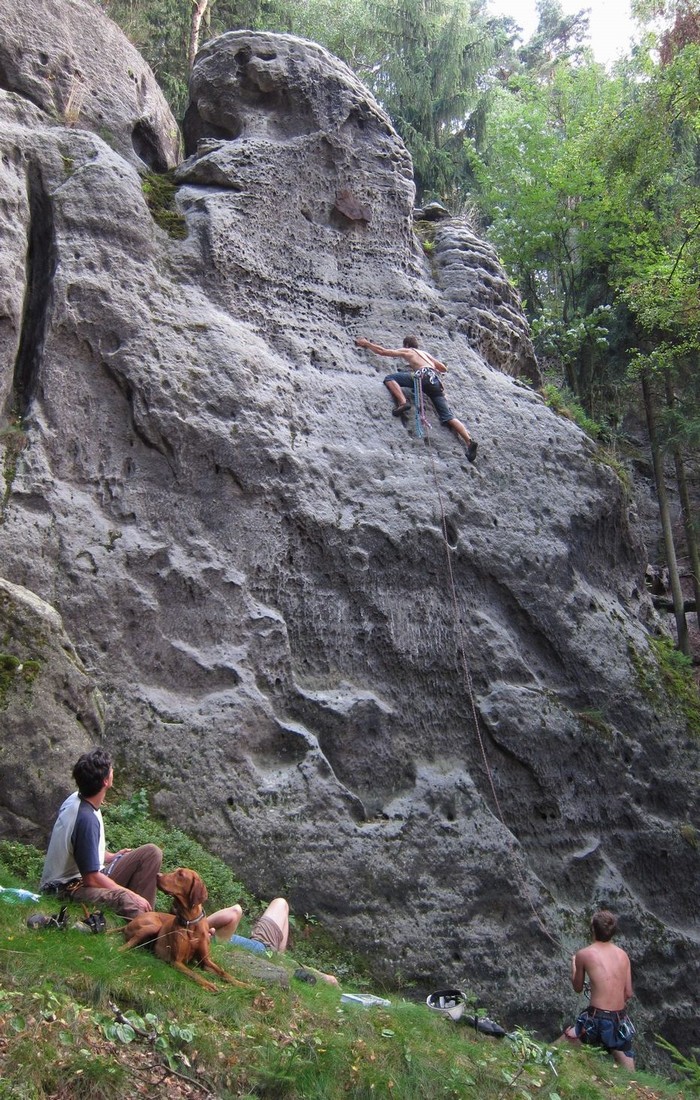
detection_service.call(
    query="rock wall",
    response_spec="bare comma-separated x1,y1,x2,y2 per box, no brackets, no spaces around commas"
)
0,4,697,1054
0,578,103,841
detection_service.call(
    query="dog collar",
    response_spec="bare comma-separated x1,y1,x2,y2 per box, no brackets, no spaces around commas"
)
179,908,207,928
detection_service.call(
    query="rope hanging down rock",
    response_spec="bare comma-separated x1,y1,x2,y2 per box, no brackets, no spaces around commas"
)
420,414,565,955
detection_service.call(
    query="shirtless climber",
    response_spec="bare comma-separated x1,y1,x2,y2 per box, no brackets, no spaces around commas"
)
355,335,478,461
561,910,636,1071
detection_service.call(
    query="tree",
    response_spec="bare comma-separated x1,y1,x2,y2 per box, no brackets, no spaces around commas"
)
189,0,213,71
356,0,499,201
471,58,635,416
515,0,590,76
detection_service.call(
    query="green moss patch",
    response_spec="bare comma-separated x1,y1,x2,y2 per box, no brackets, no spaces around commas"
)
141,171,187,240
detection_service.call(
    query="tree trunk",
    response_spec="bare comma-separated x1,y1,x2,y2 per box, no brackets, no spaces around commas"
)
665,373,700,631
188,0,211,73
642,370,689,654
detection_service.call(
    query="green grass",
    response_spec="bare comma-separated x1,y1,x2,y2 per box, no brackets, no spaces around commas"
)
0,802,694,1099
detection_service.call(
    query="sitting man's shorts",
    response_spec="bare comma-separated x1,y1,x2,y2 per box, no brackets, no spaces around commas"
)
574,1006,636,1056
229,914,285,955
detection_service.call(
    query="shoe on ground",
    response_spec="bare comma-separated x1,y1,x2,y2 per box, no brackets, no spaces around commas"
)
293,967,318,984
27,906,68,930
466,441,478,462
392,403,411,417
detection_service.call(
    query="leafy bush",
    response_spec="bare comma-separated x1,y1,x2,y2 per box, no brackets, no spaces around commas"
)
105,789,256,913
650,636,700,738
541,382,602,440
0,840,45,887
655,1034,700,1093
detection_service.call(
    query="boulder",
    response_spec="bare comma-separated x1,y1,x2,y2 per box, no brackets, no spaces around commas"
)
0,0,180,171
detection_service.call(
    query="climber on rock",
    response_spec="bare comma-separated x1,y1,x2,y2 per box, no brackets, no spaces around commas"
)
355,334,478,461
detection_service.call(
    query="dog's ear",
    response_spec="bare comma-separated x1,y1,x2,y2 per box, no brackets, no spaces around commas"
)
188,872,208,909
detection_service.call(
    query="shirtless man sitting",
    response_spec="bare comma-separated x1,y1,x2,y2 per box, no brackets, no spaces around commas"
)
562,909,636,1071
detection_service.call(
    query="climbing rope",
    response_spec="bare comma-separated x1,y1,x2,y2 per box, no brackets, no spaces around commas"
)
413,374,426,438
418,399,565,954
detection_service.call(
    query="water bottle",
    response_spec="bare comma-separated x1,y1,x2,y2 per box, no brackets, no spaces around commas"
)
0,886,41,903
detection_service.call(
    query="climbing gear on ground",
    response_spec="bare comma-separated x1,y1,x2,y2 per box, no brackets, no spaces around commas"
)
392,402,411,416
26,906,69,930
73,910,107,934
340,992,391,1007
426,989,467,1021
470,1015,507,1038
42,878,81,896
467,441,478,463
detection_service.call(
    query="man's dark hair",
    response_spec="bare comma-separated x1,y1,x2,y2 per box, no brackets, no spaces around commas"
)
403,335,420,348
73,748,113,798
591,910,618,942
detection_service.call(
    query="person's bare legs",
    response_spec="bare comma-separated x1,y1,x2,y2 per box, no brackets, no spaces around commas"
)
208,904,243,942
448,417,478,461
447,417,472,446
260,897,290,951
257,899,339,985
560,1026,581,1046
209,898,339,985
384,379,410,409
561,1026,635,1073
612,1050,635,1072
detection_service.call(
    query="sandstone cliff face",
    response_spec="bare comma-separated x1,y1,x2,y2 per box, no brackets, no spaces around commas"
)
0,578,103,841
0,3,697,1051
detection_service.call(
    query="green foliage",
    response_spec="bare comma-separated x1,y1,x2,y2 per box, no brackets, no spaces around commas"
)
655,1034,700,1093
472,56,639,416
541,382,602,439
503,1026,560,1095
99,1006,196,1071
354,0,498,202
471,15,700,456
649,635,700,736
629,634,700,736
99,0,191,116
0,840,45,887
593,448,632,493
141,171,187,239
104,789,256,913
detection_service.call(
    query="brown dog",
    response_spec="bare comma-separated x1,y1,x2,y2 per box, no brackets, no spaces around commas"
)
120,867,249,992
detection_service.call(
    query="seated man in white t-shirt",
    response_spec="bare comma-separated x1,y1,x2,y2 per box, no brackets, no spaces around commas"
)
40,748,162,919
